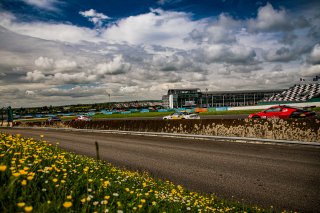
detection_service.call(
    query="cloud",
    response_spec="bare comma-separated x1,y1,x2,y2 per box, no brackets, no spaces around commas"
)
102,8,199,49
25,70,46,82
79,9,110,28
186,14,239,45
308,43,320,64
196,44,256,64
21,0,59,11
93,55,131,75
248,3,292,33
263,47,297,62
300,64,320,77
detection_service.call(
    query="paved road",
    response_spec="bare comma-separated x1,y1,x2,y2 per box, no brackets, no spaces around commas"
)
1,128,320,212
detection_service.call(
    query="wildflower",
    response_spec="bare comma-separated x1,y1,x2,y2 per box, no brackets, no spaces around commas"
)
52,178,58,183
81,198,86,203
152,201,157,206
67,195,72,199
63,201,72,208
141,199,146,203
104,195,110,200
88,179,93,182
113,193,119,197
24,206,33,212
42,188,47,192
0,165,7,172
27,176,34,181
17,202,25,207
93,201,99,206
21,180,27,186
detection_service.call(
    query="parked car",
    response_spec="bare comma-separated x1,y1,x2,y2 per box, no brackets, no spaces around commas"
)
74,115,92,121
163,112,200,120
47,116,62,122
248,105,316,119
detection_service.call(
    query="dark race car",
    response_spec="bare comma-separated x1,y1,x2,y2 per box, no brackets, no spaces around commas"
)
248,105,316,119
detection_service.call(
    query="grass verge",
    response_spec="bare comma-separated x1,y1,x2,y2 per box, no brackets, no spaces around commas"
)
0,132,265,212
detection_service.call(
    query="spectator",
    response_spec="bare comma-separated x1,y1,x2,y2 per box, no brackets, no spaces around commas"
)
1,107,4,126
7,106,13,127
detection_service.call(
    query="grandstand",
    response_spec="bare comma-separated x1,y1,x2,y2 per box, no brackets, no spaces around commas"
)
262,83,320,103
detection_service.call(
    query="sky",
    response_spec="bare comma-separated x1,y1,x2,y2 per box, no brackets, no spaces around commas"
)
0,0,320,107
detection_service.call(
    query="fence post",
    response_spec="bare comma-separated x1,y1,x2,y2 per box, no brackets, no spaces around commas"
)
95,141,100,160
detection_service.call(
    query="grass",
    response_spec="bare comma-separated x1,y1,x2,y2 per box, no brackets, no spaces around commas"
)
0,132,267,212
93,112,172,119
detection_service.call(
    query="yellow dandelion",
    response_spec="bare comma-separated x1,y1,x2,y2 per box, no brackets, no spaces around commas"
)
141,199,146,203
17,202,26,207
80,198,86,203
27,176,34,181
152,201,157,206
24,206,33,212
88,179,93,182
21,180,27,186
0,165,7,172
138,205,143,208
63,201,72,208
67,195,72,199
52,178,58,183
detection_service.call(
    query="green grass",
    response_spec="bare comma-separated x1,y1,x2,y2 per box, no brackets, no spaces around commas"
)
0,132,266,212
93,112,172,119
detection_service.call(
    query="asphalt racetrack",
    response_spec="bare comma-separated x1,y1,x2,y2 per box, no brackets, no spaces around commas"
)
2,128,320,212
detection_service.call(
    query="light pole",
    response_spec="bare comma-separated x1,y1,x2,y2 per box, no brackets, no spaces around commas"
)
205,88,208,108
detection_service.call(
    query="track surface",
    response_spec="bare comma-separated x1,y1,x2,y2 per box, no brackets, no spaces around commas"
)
2,128,320,212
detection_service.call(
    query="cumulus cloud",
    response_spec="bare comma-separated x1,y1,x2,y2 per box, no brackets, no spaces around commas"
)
248,3,291,32
186,14,239,45
196,44,256,64
79,9,110,28
308,43,320,64
94,55,131,75
102,8,199,49
300,64,320,77
263,47,297,62
25,70,46,82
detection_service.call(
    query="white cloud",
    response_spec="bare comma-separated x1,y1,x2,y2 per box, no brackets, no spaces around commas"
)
102,8,200,49
248,3,291,32
21,0,59,11
34,57,54,69
301,64,320,77
94,55,131,75
26,70,46,81
198,44,256,64
79,9,110,27
309,43,320,64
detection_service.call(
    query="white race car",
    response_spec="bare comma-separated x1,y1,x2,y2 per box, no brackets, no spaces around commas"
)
163,112,200,120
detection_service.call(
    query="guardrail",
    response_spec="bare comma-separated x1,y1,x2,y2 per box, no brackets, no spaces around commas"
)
5,126,320,147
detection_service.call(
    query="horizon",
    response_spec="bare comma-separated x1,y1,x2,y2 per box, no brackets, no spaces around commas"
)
0,0,320,108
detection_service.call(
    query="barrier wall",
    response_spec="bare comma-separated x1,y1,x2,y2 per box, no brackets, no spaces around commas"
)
228,102,320,111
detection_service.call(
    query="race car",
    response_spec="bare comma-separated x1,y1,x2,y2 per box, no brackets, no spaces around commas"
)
248,105,316,119
163,112,200,120
74,115,92,121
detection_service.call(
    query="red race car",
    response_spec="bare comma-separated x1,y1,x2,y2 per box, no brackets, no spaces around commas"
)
248,105,316,119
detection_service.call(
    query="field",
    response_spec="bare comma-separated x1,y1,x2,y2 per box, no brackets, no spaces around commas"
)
0,132,265,212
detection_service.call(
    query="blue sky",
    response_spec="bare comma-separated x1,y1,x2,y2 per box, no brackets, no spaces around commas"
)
0,0,319,107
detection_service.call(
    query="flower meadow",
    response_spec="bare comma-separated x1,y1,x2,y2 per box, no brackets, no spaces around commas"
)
0,132,266,213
